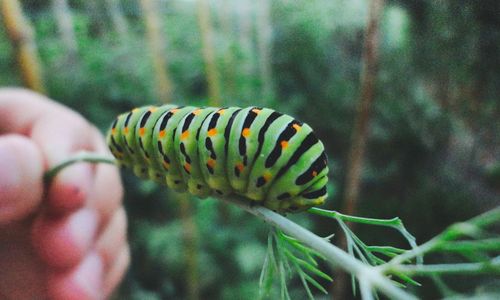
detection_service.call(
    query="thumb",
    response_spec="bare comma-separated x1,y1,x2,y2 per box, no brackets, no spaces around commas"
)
0,135,44,224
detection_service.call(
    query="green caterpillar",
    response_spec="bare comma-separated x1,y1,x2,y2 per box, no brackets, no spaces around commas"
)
106,105,328,212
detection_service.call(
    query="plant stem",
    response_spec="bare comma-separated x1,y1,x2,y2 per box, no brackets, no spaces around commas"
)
435,238,500,252
359,274,375,300
388,257,500,276
224,196,417,300
467,206,500,228
43,151,116,185
309,208,401,227
309,207,420,263
385,206,500,268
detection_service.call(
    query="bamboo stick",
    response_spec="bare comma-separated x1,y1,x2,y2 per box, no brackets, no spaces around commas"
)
1,0,46,93
139,0,174,102
334,0,385,298
197,0,222,105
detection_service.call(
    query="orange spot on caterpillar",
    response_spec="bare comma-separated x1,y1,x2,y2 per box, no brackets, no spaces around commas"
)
181,130,189,140
111,128,116,135
184,163,191,173
208,128,217,137
263,172,272,182
207,158,216,168
162,161,170,169
139,127,146,137
236,163,244,172
193,109,202,115
124,127,129,134
159,130,166,138
292,124,302,131
132,108,140,113
312,171,318,177
218,109,225,115
242,128,251,138
252,108,261,114
149,107,158,113
171,108,179,114
281,141,289,149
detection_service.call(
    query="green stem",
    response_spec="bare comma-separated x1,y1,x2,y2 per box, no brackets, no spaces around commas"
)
435,238,500,252
359,274,375,300
308,207,402,227
43,151,116,185
224,196,417,300
385,206,500,268
309,207,420,263
388,257,500,276
467,206,500,228
384,236,440,268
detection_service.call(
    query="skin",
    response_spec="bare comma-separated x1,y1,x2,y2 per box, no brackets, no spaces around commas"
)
0,88,129,300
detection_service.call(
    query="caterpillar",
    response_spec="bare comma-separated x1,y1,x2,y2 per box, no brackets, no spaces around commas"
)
106,105,328,212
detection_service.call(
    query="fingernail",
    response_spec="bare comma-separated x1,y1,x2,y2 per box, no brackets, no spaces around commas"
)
69,209,98,253
73,252,103,299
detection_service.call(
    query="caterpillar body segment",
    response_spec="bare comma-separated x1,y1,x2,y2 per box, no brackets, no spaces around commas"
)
136,105,176,182
175,107,219,197
198,107,242,197
227,107,278,195
153,106,196,191
107,104,329,212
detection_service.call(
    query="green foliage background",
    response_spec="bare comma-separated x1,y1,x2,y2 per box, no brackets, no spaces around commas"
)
1,0,499,299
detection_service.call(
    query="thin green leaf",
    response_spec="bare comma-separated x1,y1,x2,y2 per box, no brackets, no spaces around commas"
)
280,231,327,261
367,246,407,256
279,258,290,300
393,271,422,287
288,253,332,282
286,239,325,264
303,271,329,294
259,233,276,299
295,267,315,300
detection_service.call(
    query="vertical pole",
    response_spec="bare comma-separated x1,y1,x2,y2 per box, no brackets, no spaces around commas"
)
1,0,46,93
139,0,174,103
197,0,222,105
333,0,385,298
256,0,274,103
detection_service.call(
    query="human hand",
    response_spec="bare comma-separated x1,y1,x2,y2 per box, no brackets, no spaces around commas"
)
0,88,129,299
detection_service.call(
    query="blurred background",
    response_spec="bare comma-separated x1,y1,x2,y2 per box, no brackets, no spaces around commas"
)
1,0,499,299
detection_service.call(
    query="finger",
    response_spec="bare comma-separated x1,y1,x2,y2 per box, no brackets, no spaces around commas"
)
103,245,130,298
0,135,44,224
32,208,99,268
90,163,123,225
96,208,127,270
30,107,97,215
47,163,94,214
47,251,103,300
0,88,97,214
0,224,46,299
0,88,68,135
87,127,123,224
